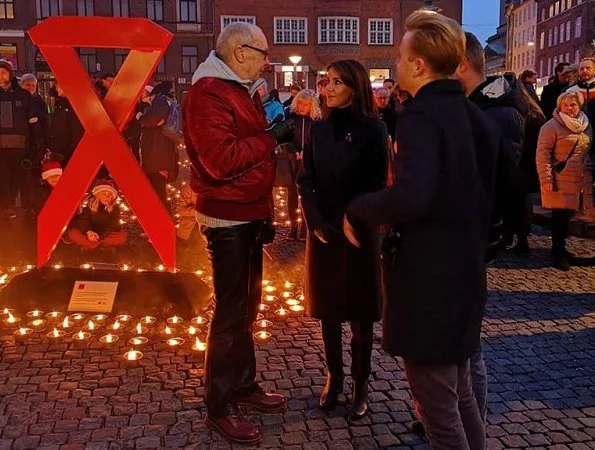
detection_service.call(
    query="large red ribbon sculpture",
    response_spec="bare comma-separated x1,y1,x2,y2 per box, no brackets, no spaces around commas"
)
29,18,176,270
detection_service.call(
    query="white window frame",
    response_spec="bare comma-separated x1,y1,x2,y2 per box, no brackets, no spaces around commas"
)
318,16,360,45
221,15,256,29
368,18,393,45
273,17,308,45
575,16,581,38
566,21,571,41
540,31,544,49
38,0,62,19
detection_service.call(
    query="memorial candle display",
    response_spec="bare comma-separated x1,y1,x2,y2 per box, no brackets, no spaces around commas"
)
99,333,119,344
123,350,143,361
140,316,156,325
166,337,184,347
166,315,183,326
47,327,65,338
73,330,91,341
47,311,63,320
254,330,271,341
26,309,44,318
192,337,206,352
14,327,33,337
129,336,148,346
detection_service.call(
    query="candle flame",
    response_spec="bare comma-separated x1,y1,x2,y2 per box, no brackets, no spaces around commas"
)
63,317,69,328
260,320,267,327
32,310,40,317
52,328,60,337
132,338,142,345
165,326,172,335
32,319,43,327
88,320,95,330
136,323,142,334
277,308,287,316
113,320,121,330
167,338,178,345
144,316,152,323
3,307,9,314
73,314,83,320
7,313,16,323
106,334,113,343
171,316,179,324
127,351,138,361
77,330,84,340
188,326,197,335
194,337,206,351
258,331,268,339
51,311,59,318
19,328,27,335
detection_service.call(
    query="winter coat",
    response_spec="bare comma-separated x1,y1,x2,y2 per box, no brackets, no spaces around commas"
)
536,111,593,212
520,109,548,193
184,51,277,222
28,93,49,163
0,78,33,151
378,105,398,142
346,80,498,365
275,113,313,187
263,99,284,123
123,101,149,160
541,79,569,119
49,96,84,162
297,108,388,323
73,203,123,237
139,94,179,180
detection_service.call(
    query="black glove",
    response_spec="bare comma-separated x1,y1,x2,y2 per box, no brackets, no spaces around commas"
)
260,220,276,245
268,118,296,144
313,223,339,244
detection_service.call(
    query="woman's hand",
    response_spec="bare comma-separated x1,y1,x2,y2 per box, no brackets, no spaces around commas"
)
86,231,100,242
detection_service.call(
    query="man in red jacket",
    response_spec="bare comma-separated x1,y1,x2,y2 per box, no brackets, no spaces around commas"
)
183,22,294,445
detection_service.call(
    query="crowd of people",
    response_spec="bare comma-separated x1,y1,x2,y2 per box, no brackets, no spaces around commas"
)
1,8,594,449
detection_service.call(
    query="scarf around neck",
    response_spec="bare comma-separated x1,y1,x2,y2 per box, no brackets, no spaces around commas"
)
558,110,590,133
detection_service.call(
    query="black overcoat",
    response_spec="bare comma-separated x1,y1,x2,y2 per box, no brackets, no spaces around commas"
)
297,110,388,323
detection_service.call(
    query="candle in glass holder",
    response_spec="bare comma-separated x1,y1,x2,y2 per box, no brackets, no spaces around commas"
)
187,326,197,336
285,298,300,306
47,327,65,339
166,337,185,347
99,333,119,344
2,307,14,315
115,314,132,322
14,327,33,337
70,313,86,322
26,309,44,318
258,303,270,312
46,311,63,320
282,291,292,299
140,316,156,325
263,295,277,303
86,320,96,331
123,350,143,361
284,281,295,290
289,304,305,313
5,313,20,325
62,316,71,329
275,307,288,317
30,318,46,329
135,323,148,335
129,336,148,346
254,330,271,341
164,326,173,336
191,316,206,326
73,330,91,341
91,314,108,322
264,285,276,293
111,320,121,331
192,337,206,352
256,319,272,328
166,315,183,326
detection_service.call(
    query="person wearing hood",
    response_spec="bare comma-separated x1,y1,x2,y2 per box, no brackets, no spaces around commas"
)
252,78,284,123
137,80,179,211
537,91,593,271
541,62,571,119
184,22,295,445
0,59,36,222
48,82,84,165
565,57,595,127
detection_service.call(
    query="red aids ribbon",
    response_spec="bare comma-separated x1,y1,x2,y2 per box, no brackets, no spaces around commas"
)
29,18,176,270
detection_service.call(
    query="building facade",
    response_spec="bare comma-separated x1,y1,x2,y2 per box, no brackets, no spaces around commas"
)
535,0,595,88
485,0,509,76
0,0,215,99
214,0,462,91
507,0,538,74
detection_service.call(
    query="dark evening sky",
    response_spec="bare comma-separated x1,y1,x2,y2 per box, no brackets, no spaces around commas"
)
462,0,502,45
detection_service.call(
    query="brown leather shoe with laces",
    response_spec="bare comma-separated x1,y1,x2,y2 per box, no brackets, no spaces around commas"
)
236,387,286,413
206,409,262,445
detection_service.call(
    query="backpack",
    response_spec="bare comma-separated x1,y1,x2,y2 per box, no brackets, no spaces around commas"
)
161,96,185,145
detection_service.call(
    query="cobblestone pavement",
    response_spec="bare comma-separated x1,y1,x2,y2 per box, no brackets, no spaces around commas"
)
0,224,594,449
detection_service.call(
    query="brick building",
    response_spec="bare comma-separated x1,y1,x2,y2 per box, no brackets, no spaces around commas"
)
507,0,538,74
535,0,595,89
0,0,215,99
214,0,462,91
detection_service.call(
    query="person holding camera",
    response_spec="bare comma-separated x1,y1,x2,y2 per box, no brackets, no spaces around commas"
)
536,91,593,271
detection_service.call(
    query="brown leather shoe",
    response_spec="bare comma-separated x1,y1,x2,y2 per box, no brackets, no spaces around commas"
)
206,412,262,445
236,387,286,413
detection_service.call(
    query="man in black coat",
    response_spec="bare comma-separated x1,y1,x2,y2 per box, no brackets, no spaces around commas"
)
541,62,570,119
344,12,497,449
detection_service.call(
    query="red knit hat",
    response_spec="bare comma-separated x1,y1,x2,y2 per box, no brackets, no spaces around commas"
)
41,160,62,180
91,178,118,197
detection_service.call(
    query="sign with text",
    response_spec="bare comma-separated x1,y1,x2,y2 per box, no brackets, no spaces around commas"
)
68,280,119,313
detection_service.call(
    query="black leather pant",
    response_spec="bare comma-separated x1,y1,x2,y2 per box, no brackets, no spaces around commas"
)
200,222,263,417
321,320,373,384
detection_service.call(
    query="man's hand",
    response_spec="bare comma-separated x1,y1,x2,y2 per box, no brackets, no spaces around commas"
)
313,223,338,244
268,119,296,144
343,215,361,248
86,231,100,242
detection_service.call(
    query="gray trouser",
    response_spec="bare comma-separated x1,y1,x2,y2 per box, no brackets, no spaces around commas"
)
471,348,487,424
404,359,486,450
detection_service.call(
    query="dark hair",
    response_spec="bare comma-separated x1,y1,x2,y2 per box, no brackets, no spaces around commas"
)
269,89,280,102
554,62,570,75
519,69,537,82
290,83,301,92
324,59,377,121
464,32,485,74
152,80,173,97
518,82,545,121
383,78,395,84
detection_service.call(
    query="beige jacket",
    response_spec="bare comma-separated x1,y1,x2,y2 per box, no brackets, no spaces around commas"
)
536,111,593,212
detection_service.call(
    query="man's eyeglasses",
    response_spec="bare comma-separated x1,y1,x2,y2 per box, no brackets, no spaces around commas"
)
241,44,269,60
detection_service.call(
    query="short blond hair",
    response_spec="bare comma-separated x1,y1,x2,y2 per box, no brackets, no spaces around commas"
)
405,10,466,77
290,89,321,120
557,91,585,109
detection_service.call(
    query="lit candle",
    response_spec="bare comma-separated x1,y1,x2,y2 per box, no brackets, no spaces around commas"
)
14,327,33,336
91,314,108,322
264,285,276,293
53,263,63,269
284,281,294,289
166,337,185,347
62,316,70,329
257,319,272,328
99,333,119,344
264,295,277,303
47,328,65,338
86,320,96,331
30,319,46,328
156,264,165,271
140,316,156,325
123,350,143,361
258,303,270,312
191,316,206,326
46,311,63,320
115,314,132,322
187,326,197,336
275,307,288,317
282,291,292,299
164,326,173,335
6,313,20,325
254,330,271,341
285,298,300,306
129,336,148,346
26,309,43,318
166,316,183,325
112,320,121,331
192,337,206,352
73,330,90,341
0,274,8,285
289,305,305,313
70,313,85,322
81,263,92,269
135,323,148,335
121,264,130,271
194,270,204,276
262,279,271,286
2,307,14,315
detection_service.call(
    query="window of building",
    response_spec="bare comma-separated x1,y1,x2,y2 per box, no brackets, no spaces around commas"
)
114,49,128,72
540,31,545,49
179,0,197,22
147,0,163,21
541,8,545,22
77,0,93,16
561,0,566,11
182,46,198,74
112,0,129,17
565,52,570,62
548,28,553,46
575,49,580,63
318,17,359,44
0,43,17,70
554,26,558,45
549,5,554,17
221,15,256,28
559,23,564,42
547,57,552,75
0,0,14,19
274,17,308,44
39,0,60,18
539,58,544,77
156,57,165,74
566,21,571,41
575,16,581,38
79,48,97,73
554,1,560,14
368,18,393,45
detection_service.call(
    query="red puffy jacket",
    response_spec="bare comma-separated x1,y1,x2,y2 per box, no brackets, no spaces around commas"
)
183,77,277,221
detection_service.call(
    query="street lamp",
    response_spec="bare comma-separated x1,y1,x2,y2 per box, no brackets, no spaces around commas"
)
528,41,535,47
289,55,302,85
